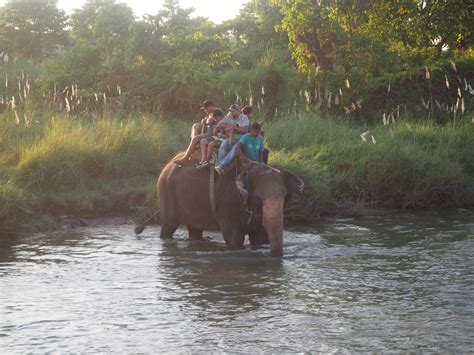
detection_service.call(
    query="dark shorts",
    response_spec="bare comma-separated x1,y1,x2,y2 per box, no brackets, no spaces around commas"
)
203,135,224,144
203,135,216,143
193,132,212,142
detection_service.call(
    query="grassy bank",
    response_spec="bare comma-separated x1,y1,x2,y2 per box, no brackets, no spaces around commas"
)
1,111,473,234
267,116,474,221
0,113,189,234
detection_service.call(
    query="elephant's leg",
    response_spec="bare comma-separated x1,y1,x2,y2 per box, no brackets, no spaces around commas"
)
187,226,203,241
222,226,245,249
249,228,269,246
158,187,180,239
160,222,179,239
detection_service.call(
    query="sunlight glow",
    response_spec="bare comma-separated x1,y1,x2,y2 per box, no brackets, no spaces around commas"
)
48,0,248,23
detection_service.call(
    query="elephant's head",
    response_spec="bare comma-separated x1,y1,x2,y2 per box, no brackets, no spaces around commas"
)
236,159,304,257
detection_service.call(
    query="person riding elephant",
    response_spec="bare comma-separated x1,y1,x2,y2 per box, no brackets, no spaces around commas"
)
174,99,217,166
135,155,304,257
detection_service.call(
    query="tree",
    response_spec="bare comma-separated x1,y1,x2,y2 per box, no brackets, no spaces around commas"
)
366,0,474,54
0,0,67,60
273,0,373,73
219,0,289,69
274,0,473,74
69,0,135,67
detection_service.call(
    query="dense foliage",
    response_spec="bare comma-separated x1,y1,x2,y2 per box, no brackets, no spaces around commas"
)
0,0,472,121
1,111,472,234
0,0,473,234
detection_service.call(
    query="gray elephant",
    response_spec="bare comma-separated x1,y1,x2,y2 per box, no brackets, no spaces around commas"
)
136,154,303,256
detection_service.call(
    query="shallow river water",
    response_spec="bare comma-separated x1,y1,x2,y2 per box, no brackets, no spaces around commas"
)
1,209,473,353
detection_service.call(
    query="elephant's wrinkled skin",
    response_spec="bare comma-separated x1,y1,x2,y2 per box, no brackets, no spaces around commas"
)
157,154,303,256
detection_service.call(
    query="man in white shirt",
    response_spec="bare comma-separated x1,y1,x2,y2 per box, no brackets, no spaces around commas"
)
214,104,249,174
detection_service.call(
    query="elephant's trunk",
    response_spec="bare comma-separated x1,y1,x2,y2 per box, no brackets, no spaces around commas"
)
262,198,285,257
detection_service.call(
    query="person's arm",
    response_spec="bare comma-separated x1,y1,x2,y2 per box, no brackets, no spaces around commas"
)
218,124,236,130
236,142,244,157
216,116,230,128
200,118,206,135
220,124,247,134
259,137,264,162
239,116,250,134
218,125,243,138
237,135,247,157
233,125,248,134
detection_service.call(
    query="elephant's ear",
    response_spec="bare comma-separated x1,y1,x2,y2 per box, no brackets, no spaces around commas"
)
283,170,304,195
236,170,249,209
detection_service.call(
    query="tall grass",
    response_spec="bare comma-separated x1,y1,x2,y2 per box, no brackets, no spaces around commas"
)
1,110,473,235
266,114,474,220
0,112,189,234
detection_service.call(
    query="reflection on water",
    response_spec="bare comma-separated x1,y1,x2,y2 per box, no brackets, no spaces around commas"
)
1,209,473,352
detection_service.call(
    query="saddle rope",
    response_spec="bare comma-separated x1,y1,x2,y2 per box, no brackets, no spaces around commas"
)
209,166,218,221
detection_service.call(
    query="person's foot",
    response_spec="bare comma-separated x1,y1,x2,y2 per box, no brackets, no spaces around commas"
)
174,158,187,166
215,165,225,175
195,161,210,169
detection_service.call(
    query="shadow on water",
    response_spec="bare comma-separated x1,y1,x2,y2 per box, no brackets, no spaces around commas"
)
155,236,285,322
0,230,92,266
0,235,19,263
303,209,474,249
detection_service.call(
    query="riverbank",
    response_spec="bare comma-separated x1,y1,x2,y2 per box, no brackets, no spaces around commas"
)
1,112,473,235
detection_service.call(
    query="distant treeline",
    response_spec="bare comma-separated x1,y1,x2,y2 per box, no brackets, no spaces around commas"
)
0,0,473,121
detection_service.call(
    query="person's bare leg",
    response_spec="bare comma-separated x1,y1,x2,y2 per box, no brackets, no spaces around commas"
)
191,123,202,138
174,137,199,165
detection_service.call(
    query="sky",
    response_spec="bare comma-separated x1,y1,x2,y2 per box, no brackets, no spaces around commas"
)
0,0,249,23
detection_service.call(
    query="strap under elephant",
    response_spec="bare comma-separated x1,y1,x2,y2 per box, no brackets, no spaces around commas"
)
209,167,218,221
235,164,253,225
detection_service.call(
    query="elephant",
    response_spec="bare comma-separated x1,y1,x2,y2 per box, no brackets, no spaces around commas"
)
136,153,304,256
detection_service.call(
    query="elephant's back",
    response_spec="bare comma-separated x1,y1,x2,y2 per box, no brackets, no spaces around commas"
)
157,153,184,189
157,152,205,189
157,154,219,230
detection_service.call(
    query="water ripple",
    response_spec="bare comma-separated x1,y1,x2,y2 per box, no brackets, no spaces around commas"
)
0,210,473,352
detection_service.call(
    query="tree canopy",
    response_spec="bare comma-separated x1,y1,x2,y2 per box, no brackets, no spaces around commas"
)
0,0,67,60
0,0,472,120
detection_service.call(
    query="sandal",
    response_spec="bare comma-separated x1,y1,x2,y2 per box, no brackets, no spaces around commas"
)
196,161,210,169
215,165,225,175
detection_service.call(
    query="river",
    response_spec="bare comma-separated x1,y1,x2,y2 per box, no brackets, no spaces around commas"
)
1,209,473,352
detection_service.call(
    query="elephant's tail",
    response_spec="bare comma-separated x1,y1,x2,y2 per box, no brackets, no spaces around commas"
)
134,210,160,235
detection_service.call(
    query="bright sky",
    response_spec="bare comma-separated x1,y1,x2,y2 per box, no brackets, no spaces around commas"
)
0,0,249,23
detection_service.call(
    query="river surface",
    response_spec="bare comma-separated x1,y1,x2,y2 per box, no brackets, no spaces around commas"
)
1,209,473,353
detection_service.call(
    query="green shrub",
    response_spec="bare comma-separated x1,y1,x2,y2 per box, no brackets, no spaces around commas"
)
267,114,474,217
1,110,472,234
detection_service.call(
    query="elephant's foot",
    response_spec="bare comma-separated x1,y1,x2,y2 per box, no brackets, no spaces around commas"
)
249,232,270,246
222,227,245,249
187,226,203,241
160,223,179,239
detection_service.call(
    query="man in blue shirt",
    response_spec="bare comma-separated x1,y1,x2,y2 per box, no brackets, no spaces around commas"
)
236,123,264,163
